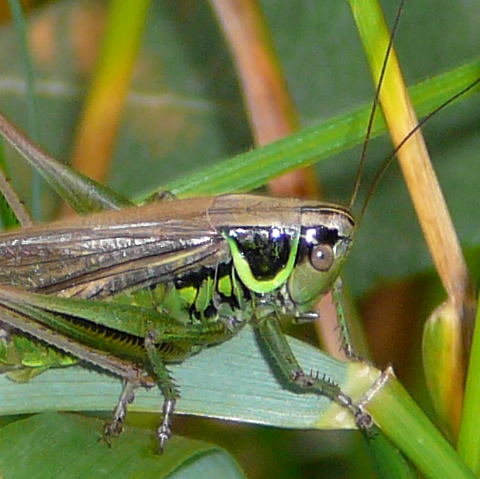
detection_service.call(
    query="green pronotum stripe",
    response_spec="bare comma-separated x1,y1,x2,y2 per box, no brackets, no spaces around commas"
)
224,231,300,294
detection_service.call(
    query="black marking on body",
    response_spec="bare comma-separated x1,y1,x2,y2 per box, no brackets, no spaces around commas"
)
49,312,192,362
225,226,294,281
173,262,248,319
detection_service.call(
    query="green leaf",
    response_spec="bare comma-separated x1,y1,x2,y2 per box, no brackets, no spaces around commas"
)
367,374,476,479
0,413,246,479
154,60,479,199
365,431,417,479
458,295,480,474
0,119,133,213
0,145,20,229
0,328,379,431
0,330,471,479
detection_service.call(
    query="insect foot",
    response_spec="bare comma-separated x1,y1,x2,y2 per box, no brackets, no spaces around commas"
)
291,370,373,433
102,380,137,446
157,398,176,453
336,391,373,432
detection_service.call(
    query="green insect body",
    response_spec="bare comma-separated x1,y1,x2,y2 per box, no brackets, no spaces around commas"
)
0,332,76,381
0,193,360,449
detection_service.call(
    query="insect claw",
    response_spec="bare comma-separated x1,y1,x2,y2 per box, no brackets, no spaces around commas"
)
98,433,112,448
336,392,374,432
158,434,169,454
102,420,123,445
99,379,138,447
355,408,374,431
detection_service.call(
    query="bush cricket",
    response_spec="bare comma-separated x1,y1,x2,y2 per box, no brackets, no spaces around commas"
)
0,0,478,455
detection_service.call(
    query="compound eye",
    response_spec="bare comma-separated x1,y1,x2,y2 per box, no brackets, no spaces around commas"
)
310,244,334,271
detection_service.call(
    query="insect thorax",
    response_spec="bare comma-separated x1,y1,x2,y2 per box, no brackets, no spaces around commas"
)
142,219,353,336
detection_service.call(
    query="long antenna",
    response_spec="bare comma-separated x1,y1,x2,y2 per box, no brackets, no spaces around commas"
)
358,75,480,222
349,0,405,209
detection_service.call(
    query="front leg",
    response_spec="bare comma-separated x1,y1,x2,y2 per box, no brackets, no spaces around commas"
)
331,278,365,361
254,315,372,430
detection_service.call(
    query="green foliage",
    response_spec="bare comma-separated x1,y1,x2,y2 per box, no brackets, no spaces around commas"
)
0,413,246,479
